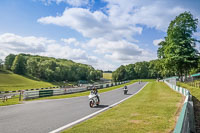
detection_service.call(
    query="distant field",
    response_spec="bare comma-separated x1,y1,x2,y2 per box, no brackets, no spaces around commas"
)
103,73,112,80
63,81,183,133
0,70,55,91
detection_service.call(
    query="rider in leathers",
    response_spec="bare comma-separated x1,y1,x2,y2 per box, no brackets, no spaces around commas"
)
92,87,100,103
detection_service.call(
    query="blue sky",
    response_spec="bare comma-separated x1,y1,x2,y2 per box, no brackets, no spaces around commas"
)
0,0,200,70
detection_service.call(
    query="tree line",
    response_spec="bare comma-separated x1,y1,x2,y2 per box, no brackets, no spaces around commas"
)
4,54,103,82
113,12,200,81
112,60,163,81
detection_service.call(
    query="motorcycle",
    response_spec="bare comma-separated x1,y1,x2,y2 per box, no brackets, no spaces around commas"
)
88,92,100,108
123,87,128,95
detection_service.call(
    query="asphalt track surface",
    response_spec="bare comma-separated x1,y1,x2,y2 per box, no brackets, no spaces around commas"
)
0,82,147,133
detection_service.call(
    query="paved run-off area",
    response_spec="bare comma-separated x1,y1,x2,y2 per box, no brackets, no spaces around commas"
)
0,82,146,133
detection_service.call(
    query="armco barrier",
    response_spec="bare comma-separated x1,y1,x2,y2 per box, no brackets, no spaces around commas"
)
164,80,195,133
23,81,129,100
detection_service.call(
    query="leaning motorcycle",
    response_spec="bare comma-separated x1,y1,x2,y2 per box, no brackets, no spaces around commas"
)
88,92,100,108
123,87,128,95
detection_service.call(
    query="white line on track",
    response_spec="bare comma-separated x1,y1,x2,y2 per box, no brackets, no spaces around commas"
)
49,82,148,133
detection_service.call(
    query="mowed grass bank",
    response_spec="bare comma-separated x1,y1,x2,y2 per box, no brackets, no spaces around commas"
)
103,73,112,80
0,71,55,91
63,82,183,133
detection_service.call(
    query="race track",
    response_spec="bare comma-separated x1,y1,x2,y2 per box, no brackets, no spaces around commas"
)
0,82,147,133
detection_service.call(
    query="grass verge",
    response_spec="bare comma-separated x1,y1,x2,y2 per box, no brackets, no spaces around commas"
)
62,81,183,133
0,95,22,106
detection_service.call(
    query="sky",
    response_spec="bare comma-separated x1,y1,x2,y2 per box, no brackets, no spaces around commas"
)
0,0,200,71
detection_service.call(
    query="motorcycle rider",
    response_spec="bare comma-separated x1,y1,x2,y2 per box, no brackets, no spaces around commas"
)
123,85,128,94
91,86,100,104
124,85,128,90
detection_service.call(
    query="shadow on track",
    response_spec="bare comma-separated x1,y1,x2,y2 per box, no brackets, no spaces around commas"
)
124,93,132,95
93,105,109,108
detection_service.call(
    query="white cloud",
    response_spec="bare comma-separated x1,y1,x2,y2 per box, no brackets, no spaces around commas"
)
86,38,156,64
38,8,142,42
37,0,187,44
61,38,80,46
105,0,186,31
39,0,89,6
0,33,93,65
153,38,164,46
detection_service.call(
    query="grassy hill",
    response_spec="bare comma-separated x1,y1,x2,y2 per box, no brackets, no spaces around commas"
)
0,70,55,91
103,73,112,80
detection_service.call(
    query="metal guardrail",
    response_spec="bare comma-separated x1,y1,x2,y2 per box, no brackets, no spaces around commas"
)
164,80,195,133
23,81,128,100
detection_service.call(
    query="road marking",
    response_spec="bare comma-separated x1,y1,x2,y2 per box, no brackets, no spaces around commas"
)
49,82,148,133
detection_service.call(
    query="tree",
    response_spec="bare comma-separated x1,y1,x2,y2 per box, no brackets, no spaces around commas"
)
125,64,137,79
158,12,199,81
0,59,3,70
4,54,16,70
134,61,149,79
26,58,38,76
112,65,126,81
11,54,26,74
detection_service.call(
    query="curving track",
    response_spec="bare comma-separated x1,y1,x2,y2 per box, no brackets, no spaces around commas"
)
0,82,147,133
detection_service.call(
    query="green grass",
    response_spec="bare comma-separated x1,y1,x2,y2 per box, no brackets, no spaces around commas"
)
177,82,200,101
28,80,138,101
0,95,22,106
103,73,112,80
62,81,183,133
0,70,55,91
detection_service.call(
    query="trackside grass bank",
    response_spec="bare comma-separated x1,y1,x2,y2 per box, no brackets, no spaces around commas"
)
62,82,183,133
0,71,55,91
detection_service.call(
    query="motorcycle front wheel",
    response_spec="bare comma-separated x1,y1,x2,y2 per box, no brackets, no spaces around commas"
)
89,100,94,108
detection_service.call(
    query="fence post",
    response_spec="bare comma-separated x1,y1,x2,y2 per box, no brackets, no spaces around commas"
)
19,90,22,101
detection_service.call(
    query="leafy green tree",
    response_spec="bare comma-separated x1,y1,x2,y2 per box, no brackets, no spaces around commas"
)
125,64,137,79
148,59,164,79
11,54,26,74
4,54,16,70
5,53,103,82
112,65,126,81
26,58,38,76
134,61,149,79
158,12,199,81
